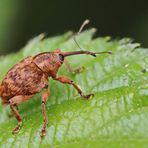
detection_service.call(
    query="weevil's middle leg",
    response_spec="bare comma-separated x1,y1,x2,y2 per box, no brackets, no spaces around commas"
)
40,87,50,137
64,59,85,74
53,75,94,99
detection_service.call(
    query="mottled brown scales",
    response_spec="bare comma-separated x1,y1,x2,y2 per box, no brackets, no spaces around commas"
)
0,49,111,137
1,57,44,102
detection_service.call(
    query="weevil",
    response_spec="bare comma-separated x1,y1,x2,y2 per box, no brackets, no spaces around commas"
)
0,20,112,137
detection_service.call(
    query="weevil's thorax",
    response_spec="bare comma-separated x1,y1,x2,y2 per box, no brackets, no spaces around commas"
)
33,53,62,77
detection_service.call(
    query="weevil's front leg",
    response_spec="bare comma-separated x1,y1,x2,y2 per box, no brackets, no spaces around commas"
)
64,59,85,74
9,95,33,134
40,87,50,137
53,75,94,99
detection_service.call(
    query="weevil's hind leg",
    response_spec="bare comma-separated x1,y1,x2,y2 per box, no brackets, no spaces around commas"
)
8,105,18,118
9,95,33,134
40,87,50,137
10,104,22,134
53,75,94,99
64,59,85,74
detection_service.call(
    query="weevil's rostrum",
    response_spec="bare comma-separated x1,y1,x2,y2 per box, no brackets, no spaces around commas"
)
0,49,111,137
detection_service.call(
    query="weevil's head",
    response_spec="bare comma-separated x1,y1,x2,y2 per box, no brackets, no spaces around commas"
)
33,49,65,77
33,49,112,77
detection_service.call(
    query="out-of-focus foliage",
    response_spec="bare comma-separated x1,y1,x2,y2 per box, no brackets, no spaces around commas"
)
0,0,20,54
0,0,148,54
0,30,148,148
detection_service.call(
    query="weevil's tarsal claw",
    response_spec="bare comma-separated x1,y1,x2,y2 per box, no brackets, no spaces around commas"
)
81,93,94,99
12,126,20,134
40,128,46,137
74,66,85,74
12,121,22,134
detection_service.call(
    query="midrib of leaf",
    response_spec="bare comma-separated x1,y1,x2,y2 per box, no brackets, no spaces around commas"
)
0,29,148,148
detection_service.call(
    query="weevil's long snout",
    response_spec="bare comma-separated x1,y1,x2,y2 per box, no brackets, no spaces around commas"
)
62,51,112,58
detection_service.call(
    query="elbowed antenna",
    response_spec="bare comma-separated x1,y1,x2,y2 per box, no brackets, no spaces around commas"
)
62,20,112,58
62,51,112,57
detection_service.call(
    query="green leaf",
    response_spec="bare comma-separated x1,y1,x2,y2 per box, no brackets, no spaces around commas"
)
0,30,148,148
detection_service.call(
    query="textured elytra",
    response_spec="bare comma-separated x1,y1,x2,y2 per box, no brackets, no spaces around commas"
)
0,30,147,148
0,57,42,102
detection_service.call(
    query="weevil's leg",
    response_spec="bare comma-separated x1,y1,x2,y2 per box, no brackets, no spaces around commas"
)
8,105,18,118
53,75,93,99
40,87,50,137
10,104,22,134
9,95,33,134
64,59,85,74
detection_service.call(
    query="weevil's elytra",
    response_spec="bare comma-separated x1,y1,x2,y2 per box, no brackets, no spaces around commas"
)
0,49,111,137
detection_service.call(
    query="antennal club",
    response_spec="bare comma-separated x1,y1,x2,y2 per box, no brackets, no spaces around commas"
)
73,19,90,50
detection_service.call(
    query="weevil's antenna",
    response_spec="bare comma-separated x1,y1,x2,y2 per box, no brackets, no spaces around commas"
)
73,19,90,50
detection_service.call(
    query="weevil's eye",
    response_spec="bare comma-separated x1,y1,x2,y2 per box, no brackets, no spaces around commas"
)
59,54,64,61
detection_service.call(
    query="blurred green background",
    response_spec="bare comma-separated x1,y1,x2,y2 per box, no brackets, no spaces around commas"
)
0,0,148,54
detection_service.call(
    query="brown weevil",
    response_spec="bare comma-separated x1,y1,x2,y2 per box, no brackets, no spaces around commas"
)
0,20,112,137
